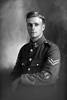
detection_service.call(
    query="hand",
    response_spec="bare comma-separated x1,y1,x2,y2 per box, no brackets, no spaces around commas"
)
20,74,35,85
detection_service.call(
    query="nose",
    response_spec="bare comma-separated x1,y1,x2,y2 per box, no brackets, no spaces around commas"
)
32,24,35,30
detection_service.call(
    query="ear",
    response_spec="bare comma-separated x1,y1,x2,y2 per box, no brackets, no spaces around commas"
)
42,24,45,31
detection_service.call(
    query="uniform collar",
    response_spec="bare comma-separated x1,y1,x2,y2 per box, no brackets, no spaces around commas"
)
30,35,48,47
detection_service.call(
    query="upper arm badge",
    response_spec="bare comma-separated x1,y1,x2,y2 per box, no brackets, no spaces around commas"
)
48,57,60,65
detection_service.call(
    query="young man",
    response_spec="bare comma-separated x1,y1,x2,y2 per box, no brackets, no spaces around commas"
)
11,11,61,86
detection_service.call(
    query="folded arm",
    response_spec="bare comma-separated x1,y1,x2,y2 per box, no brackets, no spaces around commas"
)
20,44,61,86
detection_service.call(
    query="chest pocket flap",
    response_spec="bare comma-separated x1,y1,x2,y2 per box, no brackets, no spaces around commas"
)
31,59,42,67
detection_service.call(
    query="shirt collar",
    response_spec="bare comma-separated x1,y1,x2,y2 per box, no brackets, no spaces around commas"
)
30,35,48,47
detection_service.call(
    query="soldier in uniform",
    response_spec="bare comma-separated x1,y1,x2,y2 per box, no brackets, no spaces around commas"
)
11,11,61,86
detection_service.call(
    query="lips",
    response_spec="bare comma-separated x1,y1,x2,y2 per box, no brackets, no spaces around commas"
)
31,31,36,33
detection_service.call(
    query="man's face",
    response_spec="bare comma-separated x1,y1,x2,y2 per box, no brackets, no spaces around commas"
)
26,17,45,39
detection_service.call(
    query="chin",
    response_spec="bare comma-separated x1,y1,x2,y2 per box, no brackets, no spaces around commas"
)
31,36,37,38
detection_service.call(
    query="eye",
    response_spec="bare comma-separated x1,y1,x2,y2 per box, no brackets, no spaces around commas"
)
35,23,39,26
27,23,32,27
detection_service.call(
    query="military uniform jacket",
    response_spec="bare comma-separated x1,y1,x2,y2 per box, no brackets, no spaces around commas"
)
11,35,60,86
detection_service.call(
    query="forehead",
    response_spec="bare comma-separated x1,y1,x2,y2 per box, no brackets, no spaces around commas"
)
26,17,43,24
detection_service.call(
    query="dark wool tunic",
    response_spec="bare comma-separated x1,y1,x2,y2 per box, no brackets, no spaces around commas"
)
11,35,60,86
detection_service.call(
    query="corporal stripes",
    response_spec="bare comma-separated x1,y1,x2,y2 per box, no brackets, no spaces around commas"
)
48,57,60,65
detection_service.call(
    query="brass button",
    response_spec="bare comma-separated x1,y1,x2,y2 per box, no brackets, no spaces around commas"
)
28,68,30,71
22,63,25,66
34,43,38,47
29,58,32,62
36,63,39,66
30,49,33,52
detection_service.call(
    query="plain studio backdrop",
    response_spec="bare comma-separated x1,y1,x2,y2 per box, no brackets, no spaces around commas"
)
0,0,67,100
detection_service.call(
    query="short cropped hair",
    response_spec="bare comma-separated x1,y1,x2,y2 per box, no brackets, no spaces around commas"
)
26,11,46,23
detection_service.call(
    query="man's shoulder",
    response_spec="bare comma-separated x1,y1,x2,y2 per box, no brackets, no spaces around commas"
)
46,40,59,51
19,42,31,50
46,40,60,59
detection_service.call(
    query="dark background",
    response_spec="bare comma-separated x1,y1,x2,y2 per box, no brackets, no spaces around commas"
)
0,0,67,100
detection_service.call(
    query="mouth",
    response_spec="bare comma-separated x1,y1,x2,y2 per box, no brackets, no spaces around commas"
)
30,32,36,37
31,31,36,33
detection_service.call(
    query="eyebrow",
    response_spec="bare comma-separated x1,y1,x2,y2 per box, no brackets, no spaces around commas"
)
27,22,39,24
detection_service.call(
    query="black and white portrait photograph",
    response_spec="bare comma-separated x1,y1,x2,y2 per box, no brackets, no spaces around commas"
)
0,0,67,100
